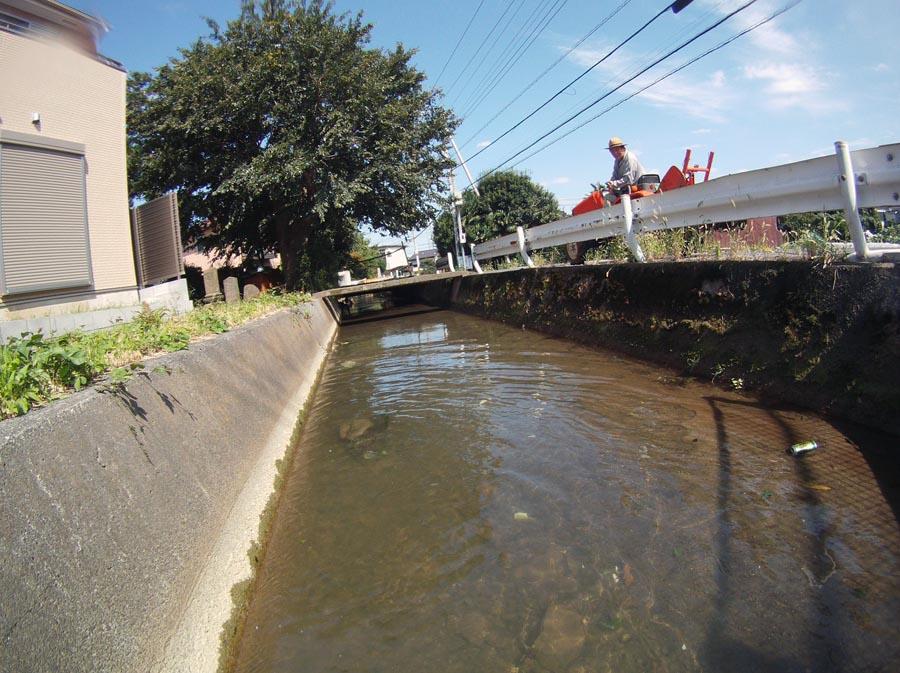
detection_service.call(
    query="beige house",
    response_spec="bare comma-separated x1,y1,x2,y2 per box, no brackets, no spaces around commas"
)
0,0,190,342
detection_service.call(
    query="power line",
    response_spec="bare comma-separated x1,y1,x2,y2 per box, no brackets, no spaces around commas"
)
431,0,487,90
507,1,803,173
555,0,728,121
455,0,552,116
444,0,525,104
458,0,571,123
459,0,634,150
462,0,680,165
479,0,762,180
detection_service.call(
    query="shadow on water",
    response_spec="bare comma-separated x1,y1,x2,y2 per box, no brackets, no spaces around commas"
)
232,311,900,673
703,395,900,673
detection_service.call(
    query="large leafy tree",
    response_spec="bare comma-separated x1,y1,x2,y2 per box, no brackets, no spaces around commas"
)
434,170,564,255
128,0,457,290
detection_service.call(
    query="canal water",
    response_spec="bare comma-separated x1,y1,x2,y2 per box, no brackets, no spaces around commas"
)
232,310,900,673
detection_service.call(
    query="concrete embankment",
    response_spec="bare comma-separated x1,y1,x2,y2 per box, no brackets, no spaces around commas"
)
413,260,900,437
0,301,336,673
3,260,898,672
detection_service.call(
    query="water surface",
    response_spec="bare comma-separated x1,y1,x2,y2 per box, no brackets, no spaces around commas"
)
233,310,900,672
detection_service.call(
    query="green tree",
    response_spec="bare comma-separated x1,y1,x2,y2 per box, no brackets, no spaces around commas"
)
127,0,456,291
433,170,563,255
347,231,385,280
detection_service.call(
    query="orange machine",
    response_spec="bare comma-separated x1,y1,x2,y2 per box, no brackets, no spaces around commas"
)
572,149,714,216
566,149,715,262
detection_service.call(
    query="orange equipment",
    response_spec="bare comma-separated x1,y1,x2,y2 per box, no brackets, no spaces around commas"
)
682,148,715,185
571,149,715,217
565,148,715,264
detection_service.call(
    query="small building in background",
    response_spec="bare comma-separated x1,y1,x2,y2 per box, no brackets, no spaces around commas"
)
378,244,410,278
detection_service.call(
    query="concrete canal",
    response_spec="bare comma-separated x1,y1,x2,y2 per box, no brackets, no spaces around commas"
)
229,308,900,673
3,260,897,672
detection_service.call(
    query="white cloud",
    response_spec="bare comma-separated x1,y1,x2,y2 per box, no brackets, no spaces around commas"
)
636,70,732,122
874,63,890,72
693,128,712,135
476,140,492,149
560,37,735,122
741,62,839,111
743,63,817,95
726,0,802,56
541,176,571,186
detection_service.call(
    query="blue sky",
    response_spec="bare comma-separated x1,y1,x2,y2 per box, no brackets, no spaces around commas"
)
70,0,898,248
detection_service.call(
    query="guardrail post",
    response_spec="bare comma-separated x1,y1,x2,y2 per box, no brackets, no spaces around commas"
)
469,244,483,273
447,252,456,272
517,226,535,268
622,194,645,262
835,141,870,261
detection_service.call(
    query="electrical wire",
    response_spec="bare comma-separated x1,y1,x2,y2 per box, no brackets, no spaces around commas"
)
506,2,802,172
555,0,728,121
458,0,570,122
459,0,634,149
478,0,764,180
455,0,553,115
444,0,526,104
431,0,487,90
461,0,680,165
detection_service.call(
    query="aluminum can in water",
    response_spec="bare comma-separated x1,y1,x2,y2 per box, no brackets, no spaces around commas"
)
789,441,818,456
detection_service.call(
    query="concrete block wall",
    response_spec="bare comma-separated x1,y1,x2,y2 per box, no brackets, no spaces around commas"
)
0,300,337,672
0,279,193,344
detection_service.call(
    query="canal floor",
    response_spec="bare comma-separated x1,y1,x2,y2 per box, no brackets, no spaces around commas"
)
231,310,900,673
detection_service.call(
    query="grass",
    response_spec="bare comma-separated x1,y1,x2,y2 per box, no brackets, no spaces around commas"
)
0,291,310,420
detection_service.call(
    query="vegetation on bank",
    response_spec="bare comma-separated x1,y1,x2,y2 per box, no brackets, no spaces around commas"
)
484,207,897,269
0,291,310,420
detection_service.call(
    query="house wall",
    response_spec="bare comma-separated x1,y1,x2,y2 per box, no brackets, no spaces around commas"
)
0,23,137,317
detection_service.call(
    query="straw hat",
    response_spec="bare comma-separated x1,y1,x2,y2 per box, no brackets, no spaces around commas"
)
608,137,626,149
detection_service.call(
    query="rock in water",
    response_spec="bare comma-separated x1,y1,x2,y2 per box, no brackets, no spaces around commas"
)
339,418,374,441
533,604,586,670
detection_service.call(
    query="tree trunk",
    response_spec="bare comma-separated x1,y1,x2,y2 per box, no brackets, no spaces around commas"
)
275,210,313,291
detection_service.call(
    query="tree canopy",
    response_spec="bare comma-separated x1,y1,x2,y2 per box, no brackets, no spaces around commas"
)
127,0,457,290
433,170,564,255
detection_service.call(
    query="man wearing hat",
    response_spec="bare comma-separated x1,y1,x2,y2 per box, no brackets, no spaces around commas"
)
605,137,646,195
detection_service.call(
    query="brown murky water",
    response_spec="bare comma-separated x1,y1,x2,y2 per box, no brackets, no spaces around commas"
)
232,310,900,673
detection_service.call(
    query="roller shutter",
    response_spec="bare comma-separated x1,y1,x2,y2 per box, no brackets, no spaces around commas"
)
0,139,92,296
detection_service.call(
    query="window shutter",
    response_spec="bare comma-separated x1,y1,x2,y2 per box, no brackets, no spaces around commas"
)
0,142,92,295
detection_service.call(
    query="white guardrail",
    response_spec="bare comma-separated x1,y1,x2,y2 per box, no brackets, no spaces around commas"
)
467,141,900,269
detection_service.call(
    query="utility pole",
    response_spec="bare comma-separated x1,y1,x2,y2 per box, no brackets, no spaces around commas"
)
447,165,465,270
447,137,479,272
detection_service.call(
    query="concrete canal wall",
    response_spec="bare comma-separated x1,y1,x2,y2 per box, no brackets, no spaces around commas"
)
414,260,900,437
3,260,898,673
0,301,336,673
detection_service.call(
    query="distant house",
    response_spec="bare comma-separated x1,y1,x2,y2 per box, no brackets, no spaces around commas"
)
377,244,410,278
0,0,190,342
